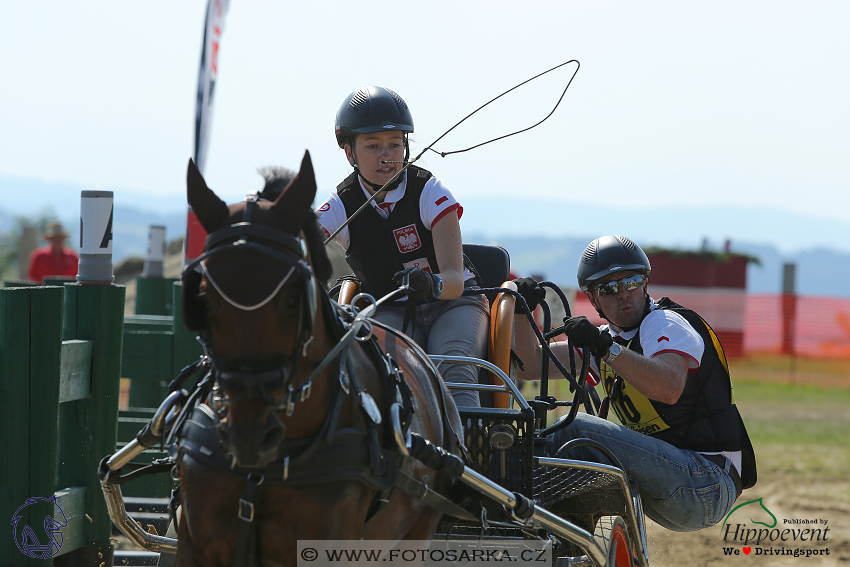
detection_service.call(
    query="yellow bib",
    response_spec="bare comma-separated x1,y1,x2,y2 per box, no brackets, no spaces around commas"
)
600,338,670,435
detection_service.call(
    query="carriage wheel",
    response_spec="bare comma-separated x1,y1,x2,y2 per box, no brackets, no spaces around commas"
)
593,515,634,567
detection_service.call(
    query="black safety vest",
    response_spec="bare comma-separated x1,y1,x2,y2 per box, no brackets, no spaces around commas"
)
599,297,757,489
337,166,440,298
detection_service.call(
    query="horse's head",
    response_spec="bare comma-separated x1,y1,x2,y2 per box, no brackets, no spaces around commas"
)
183,150,332,468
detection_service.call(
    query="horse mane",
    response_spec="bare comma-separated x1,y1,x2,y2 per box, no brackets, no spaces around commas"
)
257,165,333,288
302,211,333,288
257,166,296,202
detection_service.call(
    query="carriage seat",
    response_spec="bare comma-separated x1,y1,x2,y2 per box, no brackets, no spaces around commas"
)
335,244,518,409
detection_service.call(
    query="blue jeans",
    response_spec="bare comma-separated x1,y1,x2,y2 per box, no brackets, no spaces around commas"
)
549,413,738,532
374,293,490,408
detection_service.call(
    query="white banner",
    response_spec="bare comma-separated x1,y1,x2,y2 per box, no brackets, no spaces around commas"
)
80,191,113,255
194,0,231,174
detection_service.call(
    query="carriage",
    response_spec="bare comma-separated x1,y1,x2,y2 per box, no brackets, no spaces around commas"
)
99,155,650,567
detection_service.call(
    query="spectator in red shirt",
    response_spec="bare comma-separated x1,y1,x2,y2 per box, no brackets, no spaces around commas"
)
27,222,79,283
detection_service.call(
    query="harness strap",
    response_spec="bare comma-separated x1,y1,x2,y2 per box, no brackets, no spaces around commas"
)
231,472,263,567
368,319,466,450
401,298,416,337
393,470,476,522
178,406,398,490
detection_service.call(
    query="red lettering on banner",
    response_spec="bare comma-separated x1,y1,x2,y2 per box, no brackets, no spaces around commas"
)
211,42,220,74
657,336,669,343
318,202,331,212
435,196,448,206
393,225,421,253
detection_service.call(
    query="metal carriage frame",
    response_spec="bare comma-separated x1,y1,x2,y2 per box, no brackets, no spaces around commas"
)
432,355,650,567
99,245,653,567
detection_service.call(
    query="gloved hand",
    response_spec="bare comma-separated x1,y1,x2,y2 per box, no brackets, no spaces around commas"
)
562,316,613,358
513,277,546,314
393,267,440,299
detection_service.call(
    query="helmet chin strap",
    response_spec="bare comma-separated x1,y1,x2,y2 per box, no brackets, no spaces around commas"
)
357,168,404,193
594,292,652,333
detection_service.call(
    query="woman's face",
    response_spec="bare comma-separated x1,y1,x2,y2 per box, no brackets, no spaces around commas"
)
345,131,405,189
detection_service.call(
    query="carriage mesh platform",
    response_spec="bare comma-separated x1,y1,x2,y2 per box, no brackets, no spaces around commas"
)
532,463,619,506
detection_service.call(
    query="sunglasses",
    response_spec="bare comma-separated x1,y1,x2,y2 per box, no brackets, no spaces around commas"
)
594,274,647,296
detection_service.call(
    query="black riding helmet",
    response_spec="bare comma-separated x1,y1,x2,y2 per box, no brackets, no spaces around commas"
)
578,235,652,331
335,86,414,149
577,235,651,291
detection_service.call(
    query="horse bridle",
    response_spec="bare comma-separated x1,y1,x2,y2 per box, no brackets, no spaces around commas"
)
181,196,319,412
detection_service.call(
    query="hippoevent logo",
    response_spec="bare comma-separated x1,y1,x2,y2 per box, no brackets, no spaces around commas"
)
11,496,67,559
720,497,831,558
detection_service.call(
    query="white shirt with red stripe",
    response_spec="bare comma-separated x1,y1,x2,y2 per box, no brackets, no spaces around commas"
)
585,298,705,385
316,170,474,281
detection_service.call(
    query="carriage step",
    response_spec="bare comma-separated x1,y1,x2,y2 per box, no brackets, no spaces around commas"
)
112,514,170,539
114,497,171,538
123,497,170,514
113,550,161,566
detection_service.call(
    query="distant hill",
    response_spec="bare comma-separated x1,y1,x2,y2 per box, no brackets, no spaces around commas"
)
2,178,848,297
465,233,850,298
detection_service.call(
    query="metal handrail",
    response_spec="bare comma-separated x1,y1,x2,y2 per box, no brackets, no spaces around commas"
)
429,354,530,410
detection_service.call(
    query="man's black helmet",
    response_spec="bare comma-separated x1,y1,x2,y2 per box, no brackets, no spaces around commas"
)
577,235,651,291
335,86,414,148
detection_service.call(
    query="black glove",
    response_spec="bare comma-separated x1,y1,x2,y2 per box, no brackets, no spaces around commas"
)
562,316,613,358
513,277,546,314
393,267,440,299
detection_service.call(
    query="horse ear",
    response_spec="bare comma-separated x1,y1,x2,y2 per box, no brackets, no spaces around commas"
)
187,158,229,233
271,150,318,234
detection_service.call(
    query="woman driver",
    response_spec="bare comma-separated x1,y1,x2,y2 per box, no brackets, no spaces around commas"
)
316,85,489,408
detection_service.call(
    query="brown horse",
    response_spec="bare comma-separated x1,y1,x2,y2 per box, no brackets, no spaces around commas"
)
174,151,464,567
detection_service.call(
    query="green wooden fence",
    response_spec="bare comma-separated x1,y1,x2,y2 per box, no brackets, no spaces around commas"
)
1,283,124,566
118,279,203,499
122,280,203,409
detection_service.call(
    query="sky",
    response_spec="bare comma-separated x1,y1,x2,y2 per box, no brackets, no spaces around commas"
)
1,1,848,253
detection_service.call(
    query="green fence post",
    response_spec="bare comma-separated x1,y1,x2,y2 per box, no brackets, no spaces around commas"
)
135,276,176,316
124,325,173,408
55,282,125,566
1,286,63,567
30,287,64,565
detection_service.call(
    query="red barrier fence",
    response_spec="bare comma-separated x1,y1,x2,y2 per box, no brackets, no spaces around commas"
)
745,294,850,358
568,292,850,359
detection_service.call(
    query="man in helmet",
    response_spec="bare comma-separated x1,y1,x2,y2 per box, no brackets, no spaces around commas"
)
316,86,489,408
513,235,756,532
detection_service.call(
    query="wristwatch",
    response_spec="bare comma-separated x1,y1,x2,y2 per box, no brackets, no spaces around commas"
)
432,275,444,298
603,342,622,365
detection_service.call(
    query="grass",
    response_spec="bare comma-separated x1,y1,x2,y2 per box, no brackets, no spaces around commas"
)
731,376,850,491
730,354,850,389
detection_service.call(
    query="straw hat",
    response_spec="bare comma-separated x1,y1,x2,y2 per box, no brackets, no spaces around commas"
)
43,222,69,239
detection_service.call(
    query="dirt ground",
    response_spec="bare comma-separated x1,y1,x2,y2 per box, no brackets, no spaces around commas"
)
643,360,850,566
